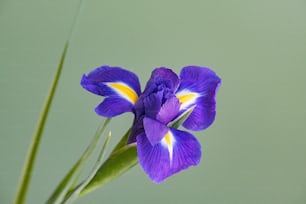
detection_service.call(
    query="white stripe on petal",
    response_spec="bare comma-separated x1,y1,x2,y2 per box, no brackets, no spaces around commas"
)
176,89,200,110
161,131,176,164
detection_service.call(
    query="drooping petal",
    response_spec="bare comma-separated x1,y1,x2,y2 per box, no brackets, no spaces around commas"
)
95,97,134,117
156,96,180,124
176,66,221,130
81,65,141,96
81,65,141,117
178,66,220,93
181,96,217,130
137,129,201,183
143,117,168,145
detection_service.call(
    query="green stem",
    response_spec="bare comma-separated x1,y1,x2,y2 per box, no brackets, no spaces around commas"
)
13,1,84,203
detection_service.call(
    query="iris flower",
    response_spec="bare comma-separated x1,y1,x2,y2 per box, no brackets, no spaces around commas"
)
81,65,221,183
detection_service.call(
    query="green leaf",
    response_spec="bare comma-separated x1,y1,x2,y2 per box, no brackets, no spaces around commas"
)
14,41,68,204
46,118,111,204
110,128,131,154
60,131,112,204
169,106,195,129
95,131,112,164
14,1,85,204
79,143,138,197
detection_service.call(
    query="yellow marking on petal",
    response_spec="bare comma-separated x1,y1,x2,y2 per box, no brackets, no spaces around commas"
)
107,82,138,104
177,93,197,104
164,132,172,147
162,131,175,163
176,90,199,110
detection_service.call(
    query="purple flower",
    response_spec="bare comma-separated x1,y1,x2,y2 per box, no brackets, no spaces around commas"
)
81,65,221,183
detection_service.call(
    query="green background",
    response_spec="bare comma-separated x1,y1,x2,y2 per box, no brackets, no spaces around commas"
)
1,0,306,203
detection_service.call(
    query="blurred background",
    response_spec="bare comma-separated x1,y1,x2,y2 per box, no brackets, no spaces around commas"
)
1,0,306,203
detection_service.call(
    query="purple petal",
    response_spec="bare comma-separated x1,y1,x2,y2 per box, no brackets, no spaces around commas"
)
182,96,216,130
81,65,141,96
142,67,179,97
177,66,221,131
81,74,112,96
128,117,145,144
178,66,221,93
143,117,168,145
137,129,201,183
95,97,134,117
81,66,142,117
156,96,180,124
142,91,163,118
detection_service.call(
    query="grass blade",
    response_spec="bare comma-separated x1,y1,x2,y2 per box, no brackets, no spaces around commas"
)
13,1,85,203
13,42,68,204
46,118,111,204
61,131,112,204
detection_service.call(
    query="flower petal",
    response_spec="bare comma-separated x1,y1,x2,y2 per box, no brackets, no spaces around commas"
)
177,66,221,130
156,96,180,124
178,66,220,93
81,65,141,104
95,97,133,117
128,116,145,144
142,67,179,97
142,91,163,118
176,90,200,111
143,117,168,145
181,97,216,130
137,129,201,183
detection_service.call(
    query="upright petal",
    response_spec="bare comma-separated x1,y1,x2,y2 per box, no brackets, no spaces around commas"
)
81,66,141,117
137,129,201,183
176,66,221,130
142,67,179,97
